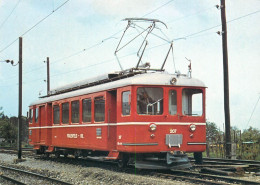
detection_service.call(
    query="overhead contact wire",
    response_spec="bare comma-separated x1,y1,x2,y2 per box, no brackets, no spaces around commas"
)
0,0,21,30
142,0,175,17
0,0,70,53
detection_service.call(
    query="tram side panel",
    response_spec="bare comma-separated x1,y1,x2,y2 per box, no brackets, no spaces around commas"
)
48,92,116,151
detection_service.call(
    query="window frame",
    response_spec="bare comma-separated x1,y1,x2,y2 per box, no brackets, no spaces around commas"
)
182,88,204,117
35,108,39,123
94,96,105,123
53,104,60,125
136,87,164,115
168,89,177,116
122,91,131,116
71,100,80,124
82,98,92,123
62,102,70,124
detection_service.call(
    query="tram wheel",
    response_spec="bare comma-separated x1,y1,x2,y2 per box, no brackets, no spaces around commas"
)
117,155,128,168
55,152,60,158
194,152,203,164
43,153,50,158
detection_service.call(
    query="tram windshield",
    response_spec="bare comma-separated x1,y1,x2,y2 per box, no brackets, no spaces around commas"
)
182,88,203,116
137,87,163,115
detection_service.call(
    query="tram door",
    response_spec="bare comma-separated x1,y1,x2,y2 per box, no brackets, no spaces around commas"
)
107,90,117,149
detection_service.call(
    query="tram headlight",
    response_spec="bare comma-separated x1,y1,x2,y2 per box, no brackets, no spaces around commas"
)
149,123,157,131
189,124,196,132
170,77,177,85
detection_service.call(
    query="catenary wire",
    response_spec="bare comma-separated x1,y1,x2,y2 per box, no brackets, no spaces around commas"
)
0,0,21,30
2,7,260,85
0,42,170,87
2,28,124,81
167,6,216,24
142,0,175,18
180,8,260,39
0,0,70,53
245,95,260,129
45,8,260,81
0,2,214,78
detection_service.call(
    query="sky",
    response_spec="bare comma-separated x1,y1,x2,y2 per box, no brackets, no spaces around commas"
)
0,0,259,131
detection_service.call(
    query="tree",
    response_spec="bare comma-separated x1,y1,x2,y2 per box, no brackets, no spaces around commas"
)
242,126,260,143
0,117,17,144
0,107,17,144
206,121,222,143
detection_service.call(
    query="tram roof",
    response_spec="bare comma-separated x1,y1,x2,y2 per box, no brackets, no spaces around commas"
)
29,71,205,106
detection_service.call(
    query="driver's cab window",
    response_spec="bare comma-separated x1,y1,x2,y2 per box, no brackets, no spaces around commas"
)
137,87,163,115
182,88,203,116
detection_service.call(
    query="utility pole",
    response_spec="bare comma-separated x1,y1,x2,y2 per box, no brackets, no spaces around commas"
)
220,0,231,159
47,57,50,95
18,37,22,159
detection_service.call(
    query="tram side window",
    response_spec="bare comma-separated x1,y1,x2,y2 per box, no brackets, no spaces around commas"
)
182,89,203,116
82,98,91,122
122,91,131,116
71,100,79,123
94,96,105,122
62,102,69,124
137,87,163,115
29,109,33,123
35,108,39,123
53,105,60,124
169,90,177,115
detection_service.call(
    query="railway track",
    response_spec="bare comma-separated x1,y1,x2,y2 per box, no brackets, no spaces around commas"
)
0,165,72,185
1,149,260,184
190,157,260,165
152,170,260,185
36,155,260,184
189,157,260,174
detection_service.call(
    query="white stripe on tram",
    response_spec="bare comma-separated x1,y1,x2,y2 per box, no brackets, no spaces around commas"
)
28,122,206,130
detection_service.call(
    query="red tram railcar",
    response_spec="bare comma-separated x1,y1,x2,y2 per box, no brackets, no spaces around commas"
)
28,70,206,169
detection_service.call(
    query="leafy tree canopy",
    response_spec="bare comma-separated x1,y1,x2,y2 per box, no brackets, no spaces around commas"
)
206,121,222,142
242,126,260,143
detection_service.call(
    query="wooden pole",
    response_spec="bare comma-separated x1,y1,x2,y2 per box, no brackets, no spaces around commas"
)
18,37,22,159
47,57,50,94
220,0,231,159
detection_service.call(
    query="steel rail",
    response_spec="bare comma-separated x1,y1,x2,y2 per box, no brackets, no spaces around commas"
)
169,170,260,185
153,172,228,185
0,147,33,151
0,165,72,185
0,174,26,185
200,157,260,165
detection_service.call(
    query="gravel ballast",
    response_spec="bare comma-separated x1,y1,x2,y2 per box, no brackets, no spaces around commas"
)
0,153,193,185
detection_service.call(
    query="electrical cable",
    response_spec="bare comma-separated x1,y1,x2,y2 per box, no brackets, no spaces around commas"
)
245,95,260,129
0,42,170,86
0,0,70,53
178,8,260,39
167,6,216,24
2,28,124,81
0,0,21,30
2,6,260,85
142,0,175,17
